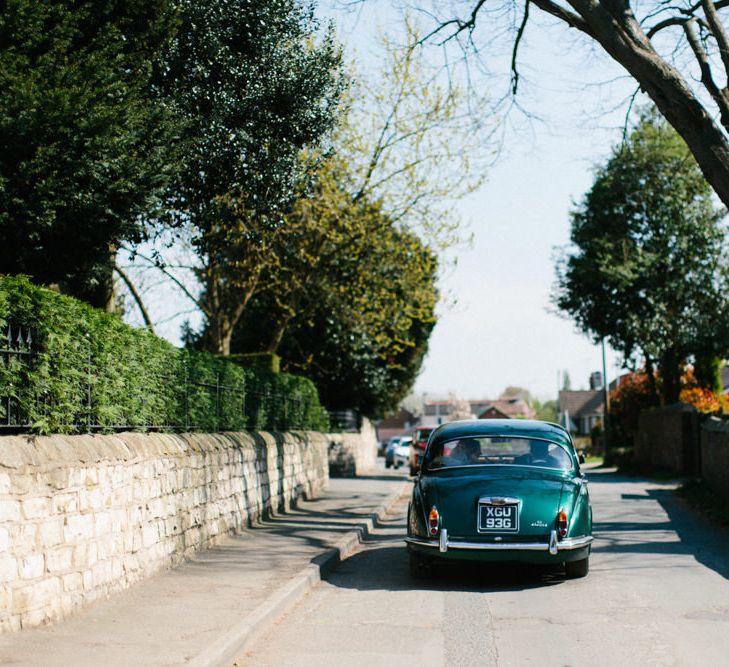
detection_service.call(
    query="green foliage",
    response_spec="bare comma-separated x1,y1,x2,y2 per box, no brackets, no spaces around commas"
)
555,111,729,404
231,171,439,417
533,399,557,423
157,0,346,354
229,353,281,374
0,0,180,307
0,276,327,434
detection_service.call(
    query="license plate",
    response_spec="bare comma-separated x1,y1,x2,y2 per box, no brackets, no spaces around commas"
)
478,503,519,532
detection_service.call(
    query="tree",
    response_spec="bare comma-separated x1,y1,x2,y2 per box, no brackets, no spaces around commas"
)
0,0,179,308
417,0,729,211
157,0,346,354
336,19,490,252
502,386,532,402
562,371,572,391
555,112,729,404
533,399,557,422
232,186,439,417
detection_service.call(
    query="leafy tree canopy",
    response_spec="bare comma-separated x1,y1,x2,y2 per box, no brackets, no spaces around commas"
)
157,0,346,354
231,164,439,417
0,0,179,307
555,111,729,404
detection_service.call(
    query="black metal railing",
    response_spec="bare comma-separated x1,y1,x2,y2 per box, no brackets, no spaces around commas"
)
0,325,35,430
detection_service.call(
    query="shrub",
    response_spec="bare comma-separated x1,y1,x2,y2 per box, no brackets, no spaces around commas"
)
0,276,328,434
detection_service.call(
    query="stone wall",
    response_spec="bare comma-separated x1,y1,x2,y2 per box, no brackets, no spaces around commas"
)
700,418,729,503
327,418,378,477
634,404,700,474
0,430,334,633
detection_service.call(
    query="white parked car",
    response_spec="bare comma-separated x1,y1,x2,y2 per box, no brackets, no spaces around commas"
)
393,437,413,469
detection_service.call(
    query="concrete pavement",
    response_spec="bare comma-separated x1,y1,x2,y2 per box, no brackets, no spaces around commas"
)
0,466,410,667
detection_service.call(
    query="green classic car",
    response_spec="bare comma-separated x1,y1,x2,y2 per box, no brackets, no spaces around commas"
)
405,419,593,579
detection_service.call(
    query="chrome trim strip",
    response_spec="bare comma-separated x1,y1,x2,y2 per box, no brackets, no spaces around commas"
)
439,528,448,553
405,535,593,553
478,496,520,505
548,529,558,555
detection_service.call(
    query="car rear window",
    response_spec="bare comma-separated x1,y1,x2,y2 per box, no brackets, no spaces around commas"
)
425,437,573,471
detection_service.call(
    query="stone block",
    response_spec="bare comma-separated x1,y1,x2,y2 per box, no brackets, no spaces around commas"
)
0,500,21,523
20,554,44,580
46,547,74,574
61,572,82,593
37,519,63,549
0,526,9,553
0,472,10,494
0,614,21,633
79,488,103,512
142,524,158,549
94,512,111,537
64,514,94,541
13,577,59,612
0,556,18,582
52,493,78,515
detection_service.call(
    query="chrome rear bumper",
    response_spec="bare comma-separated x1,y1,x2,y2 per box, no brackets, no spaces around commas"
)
405,529,593,555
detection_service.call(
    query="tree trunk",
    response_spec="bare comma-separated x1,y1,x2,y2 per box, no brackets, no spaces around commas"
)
658,349,683,404
564,0,729,209
644,356,660,405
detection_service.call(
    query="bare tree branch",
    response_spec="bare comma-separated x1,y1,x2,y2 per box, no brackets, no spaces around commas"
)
128,250,207,317
684,17,729,128
114,264,157,335
511,1,531,95
530,0,594,35
701,0,729,74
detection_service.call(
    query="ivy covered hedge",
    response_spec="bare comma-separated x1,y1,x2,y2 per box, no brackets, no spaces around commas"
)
0,276,329,434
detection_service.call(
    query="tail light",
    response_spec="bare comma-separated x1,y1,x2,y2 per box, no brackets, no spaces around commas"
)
557,509,568,538
428,506,440,536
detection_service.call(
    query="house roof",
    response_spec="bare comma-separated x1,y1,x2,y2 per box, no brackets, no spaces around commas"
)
558,390,604,417
489,397,537,419
476,405,511,419
377,408,415,429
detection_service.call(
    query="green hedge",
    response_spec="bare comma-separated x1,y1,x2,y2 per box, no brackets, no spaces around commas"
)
0,275,329,434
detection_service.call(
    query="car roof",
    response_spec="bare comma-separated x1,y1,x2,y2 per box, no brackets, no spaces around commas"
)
429,419,572,448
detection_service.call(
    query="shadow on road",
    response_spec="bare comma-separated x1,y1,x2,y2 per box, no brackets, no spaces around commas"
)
324,543,567,594
589,469,729,581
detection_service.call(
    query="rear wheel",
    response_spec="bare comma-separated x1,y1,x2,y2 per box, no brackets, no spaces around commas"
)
409,550,432,579
385,460,392,469
565,557,589,579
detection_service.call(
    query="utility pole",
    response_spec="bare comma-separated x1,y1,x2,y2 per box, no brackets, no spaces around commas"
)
601,338,610,460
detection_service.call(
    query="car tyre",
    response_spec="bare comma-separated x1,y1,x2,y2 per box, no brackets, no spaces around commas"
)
385,460,392,469
565,557,589,579
409,550,432,579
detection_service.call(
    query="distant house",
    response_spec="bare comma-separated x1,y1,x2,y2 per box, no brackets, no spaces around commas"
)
376,408,415,443
418,396,536,427
477,405,511,419
722,366,729,395
485,397,536,420
558,390,604,436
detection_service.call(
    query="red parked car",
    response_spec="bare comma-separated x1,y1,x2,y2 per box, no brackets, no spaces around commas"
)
409,426,434,476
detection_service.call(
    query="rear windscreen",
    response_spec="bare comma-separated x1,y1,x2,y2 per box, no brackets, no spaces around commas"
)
425,436,573,471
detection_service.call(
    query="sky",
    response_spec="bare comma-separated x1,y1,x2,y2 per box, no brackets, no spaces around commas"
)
317,2,641,401
122,1,646,403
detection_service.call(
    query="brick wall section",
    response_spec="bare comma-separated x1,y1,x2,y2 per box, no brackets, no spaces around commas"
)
700,418,729,503
634,404,700,474
0,430,342,633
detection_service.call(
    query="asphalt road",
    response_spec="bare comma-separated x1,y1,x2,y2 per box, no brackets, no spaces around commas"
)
238,465,729,666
